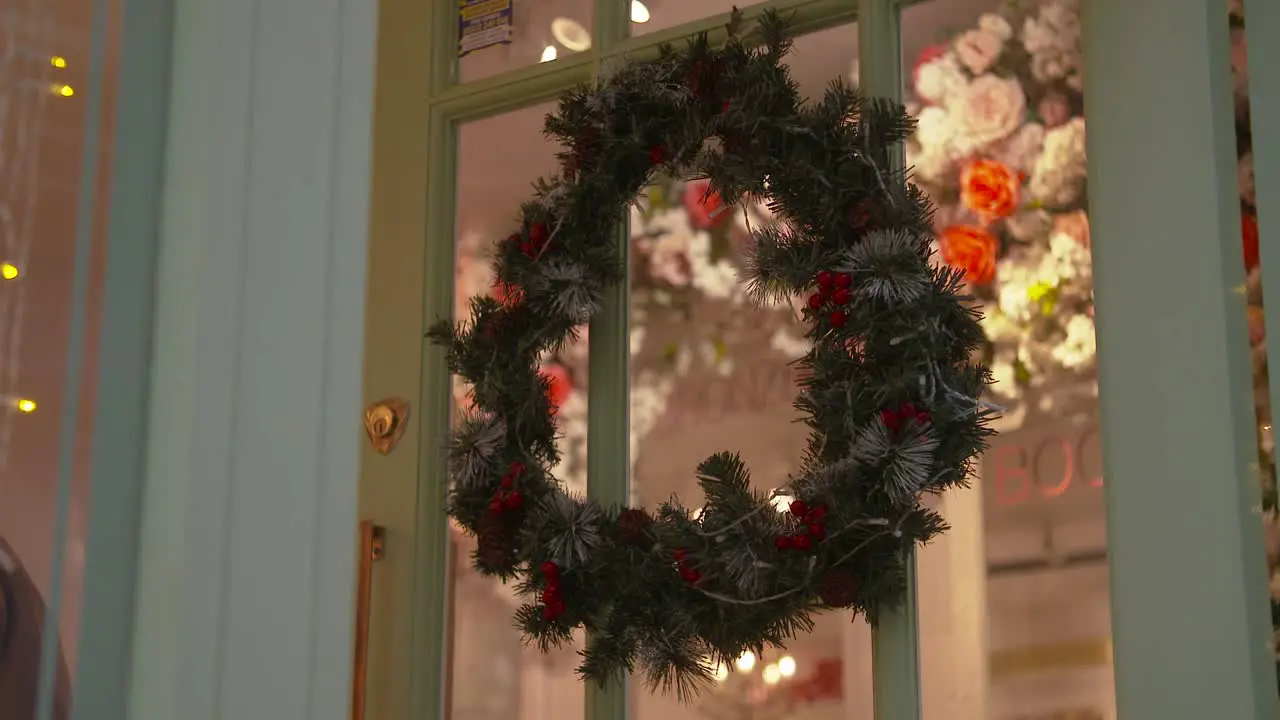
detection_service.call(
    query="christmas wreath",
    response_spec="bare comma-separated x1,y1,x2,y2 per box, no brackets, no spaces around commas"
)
429,10,995,698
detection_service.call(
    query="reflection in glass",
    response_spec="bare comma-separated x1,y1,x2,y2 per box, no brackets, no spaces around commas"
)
0,0,117,717
458,0,594,84
628,0,762,37
901,0,1111,717
627,24,864,720
451,103,586,720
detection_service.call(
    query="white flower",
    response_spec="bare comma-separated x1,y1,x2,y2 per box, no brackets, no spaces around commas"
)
978,13,1013,41
769,328,810,358
1021,0,1082,87
954,29,1004,75
1052,313,1097,370
914,52,967,105
1030,118,1087,207
989,359,1021,399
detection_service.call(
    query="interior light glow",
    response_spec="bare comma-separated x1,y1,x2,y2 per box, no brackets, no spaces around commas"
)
735,651,756,673
778,655,796,678
630,1,650,23
16,399,36,413
52,83,74,97
0,263,17,280
714,664,729,682
762,664,781,685
540,45,558,63
550,17,591,52
50,56,67,68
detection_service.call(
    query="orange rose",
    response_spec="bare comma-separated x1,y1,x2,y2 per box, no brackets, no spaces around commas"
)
939,225,999,285
960,159,1020,220
1243,212,1259,271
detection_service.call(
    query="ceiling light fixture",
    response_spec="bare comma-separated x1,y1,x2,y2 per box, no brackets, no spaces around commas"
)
540,45,558,63
630,1,650,23
550,17,591,52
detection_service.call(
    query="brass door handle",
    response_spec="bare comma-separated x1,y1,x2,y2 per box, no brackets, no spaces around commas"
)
352,521,385,720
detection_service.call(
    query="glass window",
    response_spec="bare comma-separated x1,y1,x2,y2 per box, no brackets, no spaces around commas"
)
628,0,768,37
459,0,594,84
901,0,1111,716
0,0,118,716
626,23,870,720
451,103,587,720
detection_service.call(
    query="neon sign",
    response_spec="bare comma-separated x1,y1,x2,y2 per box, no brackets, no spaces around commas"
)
986,422,1104,508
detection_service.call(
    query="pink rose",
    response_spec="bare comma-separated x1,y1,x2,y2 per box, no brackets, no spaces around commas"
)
954,30,1003,74
1052,210,1090,248
951,74,1026,153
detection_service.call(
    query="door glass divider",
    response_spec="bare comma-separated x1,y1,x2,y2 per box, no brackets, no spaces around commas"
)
858,2,923,718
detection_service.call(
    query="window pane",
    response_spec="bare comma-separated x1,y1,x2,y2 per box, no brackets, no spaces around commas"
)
459,0,593,84
0,0,119,716
628,0,770,37
1229,0,1280,693
902,0,1111,717
451,103,586,720
626,24,871,720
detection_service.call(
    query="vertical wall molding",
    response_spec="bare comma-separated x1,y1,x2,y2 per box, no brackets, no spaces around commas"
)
1082,0,1277,716
126,0,377,716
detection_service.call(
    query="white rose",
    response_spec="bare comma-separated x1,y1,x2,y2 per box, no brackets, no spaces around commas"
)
914,52,967,105
954,29,1004,75
978,13,1013,41
1030,117,1087,207
949,74,1027,154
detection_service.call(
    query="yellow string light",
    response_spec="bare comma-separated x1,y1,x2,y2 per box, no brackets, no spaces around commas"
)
51,83,74,97
0,263,17,280
16,399,36,413
50,56,67,68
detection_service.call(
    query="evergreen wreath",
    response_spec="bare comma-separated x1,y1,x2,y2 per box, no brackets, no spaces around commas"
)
429,10,996,699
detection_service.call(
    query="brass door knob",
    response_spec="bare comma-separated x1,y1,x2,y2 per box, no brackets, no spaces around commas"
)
363,397,409,455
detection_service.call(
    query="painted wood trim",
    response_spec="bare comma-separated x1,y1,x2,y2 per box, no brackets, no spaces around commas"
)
1081,0,1277,716
71,0,175,716
856,2,923,718
127,0,377,718
408,104,458,720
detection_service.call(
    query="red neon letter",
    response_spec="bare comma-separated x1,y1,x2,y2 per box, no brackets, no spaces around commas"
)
1035,437,1074,498
992,444,1031,506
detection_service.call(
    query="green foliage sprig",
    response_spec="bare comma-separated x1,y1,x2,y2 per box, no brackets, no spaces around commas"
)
428,10,996,700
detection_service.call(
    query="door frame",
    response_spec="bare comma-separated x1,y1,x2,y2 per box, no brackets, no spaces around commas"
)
361,2,926,718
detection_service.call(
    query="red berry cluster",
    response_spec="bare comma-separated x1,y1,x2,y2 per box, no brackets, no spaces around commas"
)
880,403,931,435
487,461,526,515
539,560,567,621
774,499,828,551
672,548,701,584
806,270,853,328
511,222,549,258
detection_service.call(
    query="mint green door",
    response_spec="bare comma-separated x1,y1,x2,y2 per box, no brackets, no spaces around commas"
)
355,0,1280,718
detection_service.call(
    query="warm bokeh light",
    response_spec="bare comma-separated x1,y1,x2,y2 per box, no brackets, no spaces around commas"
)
50,55,67,68
762,663,781,685
777,655,796,678
52,83,74,97
714,663,729,682
16,399,36,413
630,0,650,23
0,263,17,280
734,651,756,673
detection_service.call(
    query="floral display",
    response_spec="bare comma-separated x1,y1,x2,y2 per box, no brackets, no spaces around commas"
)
452,173,797,502
906,0,1092,410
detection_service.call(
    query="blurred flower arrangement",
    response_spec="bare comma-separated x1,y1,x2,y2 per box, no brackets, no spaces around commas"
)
452,178,797,500
905,0,1093,410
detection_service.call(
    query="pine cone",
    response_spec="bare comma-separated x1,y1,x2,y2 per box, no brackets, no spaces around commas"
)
616,508,656,549
818,567,859,608
476,512,519,571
